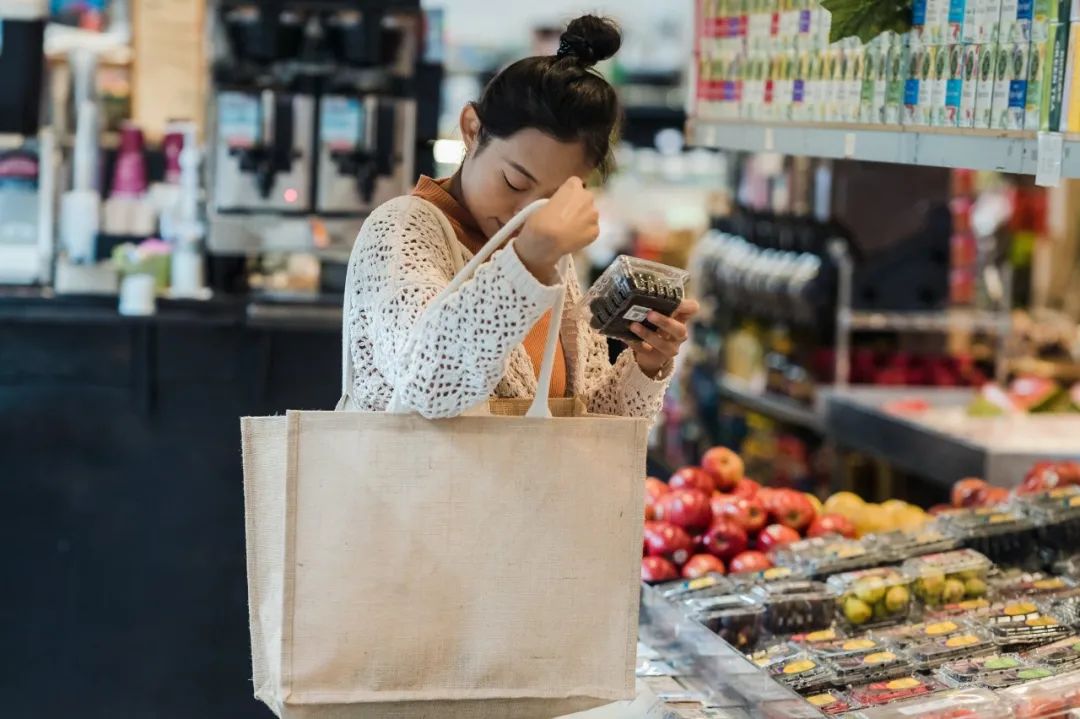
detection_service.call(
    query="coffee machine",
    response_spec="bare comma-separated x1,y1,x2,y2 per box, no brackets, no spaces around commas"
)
206,0,421,259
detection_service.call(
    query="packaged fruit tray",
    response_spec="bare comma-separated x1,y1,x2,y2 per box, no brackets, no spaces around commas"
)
726,566,803,589
873,619,972,647
829,647,911,685
766,654,835,693
990,572,1077,600
902,549,992,608
1023,638,1080,669
976,664,1058,689
999,668,1080,718
866,527,959,564
695,595,765,652
844,687,1011,719
808,635,893,661
984,601,1073,649
939,653,1029,685
847,675,945,707
750,580,837,637
826,567,914,630
580,255,688,343
802,688,859,715
905,629,996,670
941,508,1041,568
658,574,734,602
772,536,881,578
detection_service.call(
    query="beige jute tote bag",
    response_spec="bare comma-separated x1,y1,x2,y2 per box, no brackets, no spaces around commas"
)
241,198,649,719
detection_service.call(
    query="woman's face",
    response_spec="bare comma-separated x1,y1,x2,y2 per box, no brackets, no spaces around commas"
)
458,104,594,239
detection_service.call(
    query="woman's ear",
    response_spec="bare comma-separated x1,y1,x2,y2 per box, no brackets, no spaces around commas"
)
460,103,482,156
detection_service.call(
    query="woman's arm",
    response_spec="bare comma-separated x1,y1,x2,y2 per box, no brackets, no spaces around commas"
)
349,198,560,418
579,325,673,419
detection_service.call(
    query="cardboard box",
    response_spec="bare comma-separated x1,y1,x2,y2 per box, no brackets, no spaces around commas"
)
964,0,981,39
905,46,925,124
990,42,1029,128
1027,34,1049,127
847,45,865,121
944,44,966,124
887,40,908,124
974,43,999,126
919,45,937,123
1065,21,1080,129
861,42,880,122
931,42,952,123
950,0,969,42
1000,0,1034,42
979,0,1006,42
929,0,951,43
960,44,981,125
913,0,930,44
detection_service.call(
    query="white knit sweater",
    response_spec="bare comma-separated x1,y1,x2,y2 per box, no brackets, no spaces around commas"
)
342,195,672,419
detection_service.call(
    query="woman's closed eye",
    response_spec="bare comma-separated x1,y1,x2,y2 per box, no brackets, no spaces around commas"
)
503,173,525,192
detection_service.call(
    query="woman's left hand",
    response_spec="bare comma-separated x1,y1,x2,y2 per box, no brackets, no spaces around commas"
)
630,299,700,378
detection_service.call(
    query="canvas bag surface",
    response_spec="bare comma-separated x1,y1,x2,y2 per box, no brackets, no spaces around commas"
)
242,198,649,719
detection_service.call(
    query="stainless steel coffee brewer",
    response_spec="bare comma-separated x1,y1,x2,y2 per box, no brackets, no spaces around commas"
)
206,1,421,257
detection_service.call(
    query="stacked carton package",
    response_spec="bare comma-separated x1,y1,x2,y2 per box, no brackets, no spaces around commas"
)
694,0,1080,131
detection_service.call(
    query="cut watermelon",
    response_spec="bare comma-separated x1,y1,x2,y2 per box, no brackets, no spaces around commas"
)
1009,377,1066,413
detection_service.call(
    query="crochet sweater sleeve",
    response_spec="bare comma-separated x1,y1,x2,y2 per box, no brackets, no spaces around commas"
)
348,196,560,418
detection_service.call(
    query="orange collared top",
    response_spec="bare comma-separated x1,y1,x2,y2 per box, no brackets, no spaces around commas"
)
411,176,567,398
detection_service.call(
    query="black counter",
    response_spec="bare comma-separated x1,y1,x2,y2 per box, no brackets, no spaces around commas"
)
0,288,342,718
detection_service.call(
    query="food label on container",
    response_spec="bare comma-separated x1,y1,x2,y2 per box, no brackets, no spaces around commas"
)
865,651,898,664
807,693,839,707
1005,601,1038,615
623,306,652,322
784,659,818,674
845,638,877,650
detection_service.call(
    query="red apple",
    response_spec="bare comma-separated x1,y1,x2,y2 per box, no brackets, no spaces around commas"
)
733,477,761,498
701,518,749,561
757,487,779,513
1018,464,1055,495
807,513,857,539
641,556,679,583
643,521,694,567
682,554,726,579
654,488,714,535
701,446,744,493
644,477,668,521
712,494,767,534
729,550,773,574
770,489,816,531
669,466,714,495
952,477,989,508
757,524,801,553
711,492,745,522
979,486,1010,507
737,496,768,533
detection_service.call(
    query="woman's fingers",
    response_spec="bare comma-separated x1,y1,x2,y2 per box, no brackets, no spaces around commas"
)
672,299,700,321
630,323,678,356
646,312,688,342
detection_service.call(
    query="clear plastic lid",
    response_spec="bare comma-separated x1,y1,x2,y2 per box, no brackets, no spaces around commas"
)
999,668,1080,718
1023,638,1080,669
865,526,959,563
847,687,1011,719
830,647,910,684
766,653,835,693
906,628,996,670
695,595,766,651
940,653,1026,684
827,567,914,629
750,580,838,636
941,508,1040,565
984,601,1072,648
977,665,1058,690
873,618,970,646
772,536,879,577
990,572,1077,600
749,641,802,671
847,675,945,707
809,635,891,660
579,255,689,343
727,565,803,588
902,549,993,608
802,688,858,715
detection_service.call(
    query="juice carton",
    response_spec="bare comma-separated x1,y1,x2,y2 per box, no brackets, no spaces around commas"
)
960,43,982,125
974,43,999,126
944,44,966,124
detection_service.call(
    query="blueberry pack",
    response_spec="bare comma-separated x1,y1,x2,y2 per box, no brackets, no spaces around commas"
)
581,256,689,343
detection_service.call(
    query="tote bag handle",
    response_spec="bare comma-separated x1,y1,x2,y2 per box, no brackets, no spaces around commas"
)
339,198,567,418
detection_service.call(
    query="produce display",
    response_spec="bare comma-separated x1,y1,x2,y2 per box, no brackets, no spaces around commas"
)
640,450,1080,718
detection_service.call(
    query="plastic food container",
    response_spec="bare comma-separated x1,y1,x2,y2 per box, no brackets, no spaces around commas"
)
873,618,970,647
984,600,1072,649
810,635,892,661
999,668,1080,718
803,689,858,715
906,628,996,670
847,675,944,707
694,595,765,651
790,627,844,647
940,653,1027,685
845,687,1011,719
902,549,992,608
750,580,837,636
990,572,1076,600
772,536,879,578
766,654,835,693
727,565,803,588
830,647,911,684
867,527,959,564
924,597,994,620
827,567,914,629
1023,638,1080,669
749,641,802,670
658,574,733,602
977,665,1058,690
579,255,688,343
943,508,1040,568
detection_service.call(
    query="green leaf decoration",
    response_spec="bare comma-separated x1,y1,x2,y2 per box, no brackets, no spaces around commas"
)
821,0,914,44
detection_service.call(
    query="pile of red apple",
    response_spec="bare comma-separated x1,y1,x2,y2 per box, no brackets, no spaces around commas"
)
642,447,857,583
936,462,1080,515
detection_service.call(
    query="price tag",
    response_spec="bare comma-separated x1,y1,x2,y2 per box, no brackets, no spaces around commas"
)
764,127,775,151
844,132,857,158
1036,131,1064,187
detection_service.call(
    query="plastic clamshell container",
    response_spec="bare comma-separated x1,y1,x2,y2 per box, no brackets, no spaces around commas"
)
657,573,733,601
789,626,845,647
866,527,959,564
748,641,803,670
727,565,803,588
873,618,970,647
579,255,689,343
846,687,1011,719
847,675,945,707
990,572,1077,600
977,665,1058,690
942,508,1041,567
939,653,1026,685
766,653,835,693
1023,638,1080,669
827,566,914,629
772,536,880,577
1031,495,1080,553
695,595,766,652
902,549,993,608
983,600,1072,648
751,579,838,636
809,635,891,660
999,668,1080,718
906,628,996,670
830,647,910,684
802,688,858,715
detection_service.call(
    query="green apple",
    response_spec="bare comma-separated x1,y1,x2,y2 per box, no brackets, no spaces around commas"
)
844,597,873,625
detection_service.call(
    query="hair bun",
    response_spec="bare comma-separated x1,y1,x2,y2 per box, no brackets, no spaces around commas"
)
557,15,621,67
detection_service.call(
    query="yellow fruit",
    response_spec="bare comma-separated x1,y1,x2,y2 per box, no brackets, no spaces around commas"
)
825,491,865,515
844,597,873,625
895,506,929,531
854,504,889,537
805,493,824,516
885,586,911,613
882,499,909,516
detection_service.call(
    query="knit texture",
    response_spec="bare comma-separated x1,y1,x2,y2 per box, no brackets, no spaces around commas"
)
345,195,672,419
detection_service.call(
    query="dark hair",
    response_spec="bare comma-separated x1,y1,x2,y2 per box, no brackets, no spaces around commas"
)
472,15,622,177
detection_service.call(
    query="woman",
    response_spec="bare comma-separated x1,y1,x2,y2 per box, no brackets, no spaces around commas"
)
343,15,698,418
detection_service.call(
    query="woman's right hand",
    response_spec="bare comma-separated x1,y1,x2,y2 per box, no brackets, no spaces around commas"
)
515,177,599,283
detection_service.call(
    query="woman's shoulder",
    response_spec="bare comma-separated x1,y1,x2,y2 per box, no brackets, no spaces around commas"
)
360,194,447,238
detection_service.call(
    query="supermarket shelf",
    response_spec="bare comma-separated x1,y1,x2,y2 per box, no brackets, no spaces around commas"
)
823,387,1080,488
843,309,1009,333
687,119,1080,176
717,374,825,432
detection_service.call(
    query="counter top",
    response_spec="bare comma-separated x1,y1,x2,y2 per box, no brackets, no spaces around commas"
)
0,286,343,331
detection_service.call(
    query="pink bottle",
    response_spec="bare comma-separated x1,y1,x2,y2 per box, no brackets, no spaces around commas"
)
111,122,148,197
